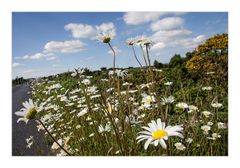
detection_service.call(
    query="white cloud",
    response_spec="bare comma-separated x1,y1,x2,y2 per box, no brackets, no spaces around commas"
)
151,42,166,50
64,22,116,39
178,35,206,48
123,12,168,25
64,23,96,39
15,52,54,60
22,69,35,74
44,40,85,53
12,62,25,68
108,46,122,55
148,16,206,51
151,29,192,43
46,56,57,61
96,22,115,33
150,17,184,31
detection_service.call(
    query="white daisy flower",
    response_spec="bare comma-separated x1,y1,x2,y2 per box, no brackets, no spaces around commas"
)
136,118,184,150
126,38,136,46
98,123,111,133
176,102,188,109
51,139,63,150
15,99,39,124
97,30,115,43
161,96,175,105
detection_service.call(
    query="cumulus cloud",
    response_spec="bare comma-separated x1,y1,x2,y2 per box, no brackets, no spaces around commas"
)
150,17,184,31
65,22,116,39
151,29,205,49
12,62,25,68
123,12,167,25
148,16,206,51
15,52,54,60
96,22,116,34
64,23,96,39
44,40,85,53
151,29,193,42
151,42,166,50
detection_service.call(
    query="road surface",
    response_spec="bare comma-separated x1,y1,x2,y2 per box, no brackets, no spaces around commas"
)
12,83,51,156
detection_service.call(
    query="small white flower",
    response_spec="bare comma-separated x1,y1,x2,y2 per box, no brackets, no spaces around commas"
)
71,72,77,77
153,69,162,72
176,102,188,109
207,122,214,126
185,138,193,144
188,105,198,113
201,125,211,134
76,125,81,129
77,108,88,117
161,96,174,105
98,123,111,133
142,94,156,104
51,139,62,150
211,102,223,108
174,142,186,151
202,111,211,118
89,133,95,137
82,79,91,85
212,133,221,139
217,122,227,129
202,86,213,91
164,82,173,86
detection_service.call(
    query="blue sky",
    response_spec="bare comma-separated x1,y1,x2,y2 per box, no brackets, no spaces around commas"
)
12,12,228,78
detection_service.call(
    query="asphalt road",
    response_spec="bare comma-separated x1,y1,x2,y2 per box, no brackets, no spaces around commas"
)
12,83,51,156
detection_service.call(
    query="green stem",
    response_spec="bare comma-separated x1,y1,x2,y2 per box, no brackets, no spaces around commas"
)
140,45,148,66
132,46,142,67
37,119,72,156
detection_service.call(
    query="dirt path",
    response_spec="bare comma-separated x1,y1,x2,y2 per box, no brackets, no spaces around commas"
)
12,84,51,156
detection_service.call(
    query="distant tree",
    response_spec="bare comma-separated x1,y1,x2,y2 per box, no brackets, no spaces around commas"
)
100,67,107,71
169,54,183,68
185,51,195,61
153,60,163,69
84,68,91,75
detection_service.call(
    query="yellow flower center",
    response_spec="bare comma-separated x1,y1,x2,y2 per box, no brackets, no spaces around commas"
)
146,98,152,103
26,107,37,120
108,105,112,113
103,37,111,43
152,130,168,139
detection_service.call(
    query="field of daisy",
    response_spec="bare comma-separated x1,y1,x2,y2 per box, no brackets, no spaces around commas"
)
14,33,228,156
